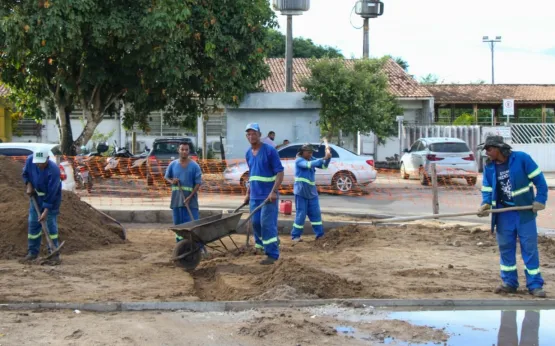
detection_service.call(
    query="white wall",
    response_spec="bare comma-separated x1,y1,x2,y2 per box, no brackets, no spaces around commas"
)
512,144,555,172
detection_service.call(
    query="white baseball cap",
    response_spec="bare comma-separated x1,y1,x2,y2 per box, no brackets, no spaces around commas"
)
32,146,50,164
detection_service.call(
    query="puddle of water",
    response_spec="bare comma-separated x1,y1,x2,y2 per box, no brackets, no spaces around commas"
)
335,326,356,334
387,309,555,345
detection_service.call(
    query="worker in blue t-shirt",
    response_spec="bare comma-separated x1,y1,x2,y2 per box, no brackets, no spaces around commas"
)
243,123,284,265
165,142,202,242
291,144,331,242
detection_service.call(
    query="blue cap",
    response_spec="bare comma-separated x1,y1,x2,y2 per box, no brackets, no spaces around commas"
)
245,123,261,132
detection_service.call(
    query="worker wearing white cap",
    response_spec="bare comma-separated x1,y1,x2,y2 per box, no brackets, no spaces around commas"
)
21,146,62,264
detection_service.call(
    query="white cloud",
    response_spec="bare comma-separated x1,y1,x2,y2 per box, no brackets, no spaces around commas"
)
271,0,555,83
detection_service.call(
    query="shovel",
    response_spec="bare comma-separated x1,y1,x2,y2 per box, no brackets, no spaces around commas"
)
30,195,65,260
372,205,534,224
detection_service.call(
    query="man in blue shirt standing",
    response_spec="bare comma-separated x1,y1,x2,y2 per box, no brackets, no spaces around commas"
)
291,144,331,242
21,146,62,264
478,136,548,298
165,142,202,242
243,123,284,265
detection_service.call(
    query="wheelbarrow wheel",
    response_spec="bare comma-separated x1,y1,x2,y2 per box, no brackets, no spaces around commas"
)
172,239,202,271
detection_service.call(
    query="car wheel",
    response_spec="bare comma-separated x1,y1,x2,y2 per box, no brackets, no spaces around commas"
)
466,177,477,186
400,163,409,180
419,167,429,186
333,172,356,193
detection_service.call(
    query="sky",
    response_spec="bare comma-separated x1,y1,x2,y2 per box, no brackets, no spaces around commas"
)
271,0,555,84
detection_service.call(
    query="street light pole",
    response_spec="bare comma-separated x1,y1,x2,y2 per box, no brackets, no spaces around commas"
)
483,36,501,126
482,36,502,84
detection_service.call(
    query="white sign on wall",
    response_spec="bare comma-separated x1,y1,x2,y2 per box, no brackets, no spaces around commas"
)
482,126,512,144
503,99,515,116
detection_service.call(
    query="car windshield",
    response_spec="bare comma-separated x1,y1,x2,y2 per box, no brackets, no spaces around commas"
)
429,142,470,153
153,141,193,153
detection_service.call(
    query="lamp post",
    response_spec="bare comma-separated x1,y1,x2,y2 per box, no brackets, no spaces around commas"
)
355,0,384,58
482,36,502,84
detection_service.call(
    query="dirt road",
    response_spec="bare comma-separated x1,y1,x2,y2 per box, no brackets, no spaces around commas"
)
1,222,554,303
0,306,450,346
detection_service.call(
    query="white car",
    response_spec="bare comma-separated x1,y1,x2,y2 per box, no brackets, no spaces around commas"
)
399,137,478,186
223,143,377,193
0,142,76,191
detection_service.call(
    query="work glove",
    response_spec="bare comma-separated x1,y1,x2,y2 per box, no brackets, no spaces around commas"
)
532,202,546,212
477,204,491,217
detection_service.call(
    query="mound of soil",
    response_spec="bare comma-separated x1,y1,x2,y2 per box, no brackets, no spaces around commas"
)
0,156,125,260
238,316,336,338
313,224,375,249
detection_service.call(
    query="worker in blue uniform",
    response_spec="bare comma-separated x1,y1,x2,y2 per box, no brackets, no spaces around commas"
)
243,123,284,265
478,136,548,298
165,142,202,242
21,146,62,264
291,144,332,242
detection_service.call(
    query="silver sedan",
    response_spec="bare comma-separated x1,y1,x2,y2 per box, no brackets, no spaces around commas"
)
223,143,377,193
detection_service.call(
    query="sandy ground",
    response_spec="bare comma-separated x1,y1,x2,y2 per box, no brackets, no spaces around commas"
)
0,306,450,346
1,222,555,304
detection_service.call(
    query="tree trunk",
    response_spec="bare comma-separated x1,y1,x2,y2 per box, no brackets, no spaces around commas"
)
73,108,103,148
56,102,76,155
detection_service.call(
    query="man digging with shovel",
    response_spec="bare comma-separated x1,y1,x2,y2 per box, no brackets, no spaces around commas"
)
21,146,62,265
478,136,548,298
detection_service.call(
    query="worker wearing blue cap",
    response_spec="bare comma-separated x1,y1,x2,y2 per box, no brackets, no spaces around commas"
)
243,123,284,265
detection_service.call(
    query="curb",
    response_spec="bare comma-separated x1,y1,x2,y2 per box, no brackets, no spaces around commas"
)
2,299,555,313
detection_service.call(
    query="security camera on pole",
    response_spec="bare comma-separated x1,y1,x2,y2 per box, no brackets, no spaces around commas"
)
272,0,310,92
354,0,384,58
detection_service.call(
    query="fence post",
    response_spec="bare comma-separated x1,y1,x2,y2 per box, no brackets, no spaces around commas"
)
431,163,439,215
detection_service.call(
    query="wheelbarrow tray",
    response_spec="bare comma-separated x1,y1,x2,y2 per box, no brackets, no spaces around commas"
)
169,212,243,244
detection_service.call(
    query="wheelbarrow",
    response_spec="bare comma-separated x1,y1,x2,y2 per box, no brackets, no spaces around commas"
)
169,200,267,271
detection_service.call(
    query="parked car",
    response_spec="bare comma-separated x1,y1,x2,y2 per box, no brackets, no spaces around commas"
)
223,143,377,193
146,137,198,186
399,137,478,186
0,142,76,191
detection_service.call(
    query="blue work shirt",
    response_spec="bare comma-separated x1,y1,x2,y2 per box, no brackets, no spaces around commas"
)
294,156,331,199
22,155,62,214
165,159,202,209
246,143,284,200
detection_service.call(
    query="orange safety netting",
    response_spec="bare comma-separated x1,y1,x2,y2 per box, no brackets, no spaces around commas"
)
3,155,554,228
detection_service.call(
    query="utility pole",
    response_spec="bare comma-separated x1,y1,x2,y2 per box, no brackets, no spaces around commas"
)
273,0,310,92
482,36,502,84
355,0,384,58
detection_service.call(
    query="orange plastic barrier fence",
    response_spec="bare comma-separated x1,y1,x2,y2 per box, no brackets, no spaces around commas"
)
4,155,554,228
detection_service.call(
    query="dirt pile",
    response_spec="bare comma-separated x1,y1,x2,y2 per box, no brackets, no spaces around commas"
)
0,156,125,259
313,225,375,250
238,316,336,338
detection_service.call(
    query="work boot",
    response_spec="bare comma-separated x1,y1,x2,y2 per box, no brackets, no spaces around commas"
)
260,257,277,265
494,284,517,294
530,288,547,298
292,237,303,243
19,253,38,264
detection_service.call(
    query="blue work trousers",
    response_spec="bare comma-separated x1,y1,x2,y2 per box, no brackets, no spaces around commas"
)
250,199,280,260
28,202,60,256
172,207,199,243
291,195,324,239
496,211,544,291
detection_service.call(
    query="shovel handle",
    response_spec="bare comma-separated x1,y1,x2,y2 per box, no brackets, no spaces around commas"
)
30,195,56,251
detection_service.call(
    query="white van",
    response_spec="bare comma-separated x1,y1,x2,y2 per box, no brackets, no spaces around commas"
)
0,142,76,191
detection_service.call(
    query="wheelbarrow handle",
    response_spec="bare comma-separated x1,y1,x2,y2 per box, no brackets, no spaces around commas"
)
237,199,270,230
233,201,249,214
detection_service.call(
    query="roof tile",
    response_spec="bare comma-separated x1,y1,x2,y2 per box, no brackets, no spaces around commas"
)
427,84,555,104
262,58,432,98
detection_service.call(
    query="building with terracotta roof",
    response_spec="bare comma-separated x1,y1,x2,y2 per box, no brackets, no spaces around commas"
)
427,84,555,124
225,57,434,160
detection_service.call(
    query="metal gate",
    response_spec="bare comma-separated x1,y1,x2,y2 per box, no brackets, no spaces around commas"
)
402,125,482,151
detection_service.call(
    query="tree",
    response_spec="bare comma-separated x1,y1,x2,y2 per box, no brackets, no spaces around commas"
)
265,29,343,58
419,73,443,85
300,57,403,142
0,0,276,154
392,57,409,72
453,113,475,125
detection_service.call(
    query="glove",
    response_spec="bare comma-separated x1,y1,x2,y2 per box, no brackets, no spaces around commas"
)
477,204,491,217
532,202,545,212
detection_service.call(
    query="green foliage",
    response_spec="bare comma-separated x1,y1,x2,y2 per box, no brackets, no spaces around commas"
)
300,57,403,142
265,29,343,58
453,113,475,125
0,0,276,153
391,56,409,71
419,73,442,85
